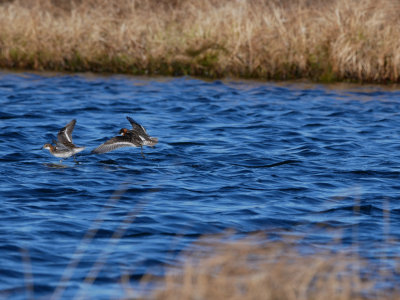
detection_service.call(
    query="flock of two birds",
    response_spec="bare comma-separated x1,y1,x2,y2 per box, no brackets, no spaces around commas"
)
42,116,158,162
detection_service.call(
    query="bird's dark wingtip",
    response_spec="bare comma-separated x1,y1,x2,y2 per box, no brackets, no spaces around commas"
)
66,119,77,127
126,116,138,125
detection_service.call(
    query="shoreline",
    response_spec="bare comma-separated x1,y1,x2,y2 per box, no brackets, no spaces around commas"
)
4,68,400,92
1,0,399,83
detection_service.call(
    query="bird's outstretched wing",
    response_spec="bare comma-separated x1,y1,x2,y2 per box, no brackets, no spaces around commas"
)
127,116,158,146
126,116,148,136
92,136,136,154
57,119,76,146
55,142,70,150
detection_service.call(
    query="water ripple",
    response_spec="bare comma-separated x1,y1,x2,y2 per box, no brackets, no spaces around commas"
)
1,72,400,298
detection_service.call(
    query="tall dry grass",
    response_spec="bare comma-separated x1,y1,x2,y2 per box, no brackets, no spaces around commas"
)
142,235,399,300
0,0,400,82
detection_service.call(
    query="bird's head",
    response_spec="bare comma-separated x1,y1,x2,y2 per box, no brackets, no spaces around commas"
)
119,128,128,136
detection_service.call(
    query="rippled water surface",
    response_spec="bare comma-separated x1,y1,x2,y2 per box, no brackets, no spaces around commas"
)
1,72,400,299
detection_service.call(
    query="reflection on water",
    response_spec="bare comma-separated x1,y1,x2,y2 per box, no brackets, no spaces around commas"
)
1,72,400,298
43,163,70,169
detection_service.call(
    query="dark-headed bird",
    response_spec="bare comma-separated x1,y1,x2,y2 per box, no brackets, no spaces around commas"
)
92,116,158,157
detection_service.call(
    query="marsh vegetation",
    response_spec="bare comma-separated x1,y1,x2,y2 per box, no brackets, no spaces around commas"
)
1,0,399,82
146,235,400,300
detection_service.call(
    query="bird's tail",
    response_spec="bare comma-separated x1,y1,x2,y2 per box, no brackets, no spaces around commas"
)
73,147,85,154
145,137,158,147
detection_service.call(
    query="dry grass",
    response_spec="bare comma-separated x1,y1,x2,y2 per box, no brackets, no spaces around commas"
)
0,0,400,82
140,235,399,300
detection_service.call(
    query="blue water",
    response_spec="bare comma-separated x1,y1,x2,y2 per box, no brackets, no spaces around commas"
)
1,72,400,299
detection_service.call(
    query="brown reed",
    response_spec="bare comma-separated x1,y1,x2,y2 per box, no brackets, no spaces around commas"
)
0,0,399,82
143,234,399,300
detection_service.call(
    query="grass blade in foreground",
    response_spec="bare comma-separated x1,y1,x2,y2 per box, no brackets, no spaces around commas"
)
145,234,400,300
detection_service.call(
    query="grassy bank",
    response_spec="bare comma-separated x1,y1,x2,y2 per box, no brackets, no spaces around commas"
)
0,0,399,82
